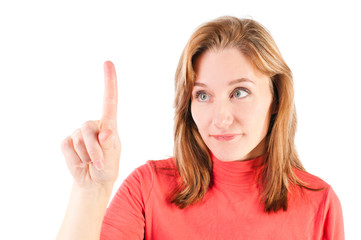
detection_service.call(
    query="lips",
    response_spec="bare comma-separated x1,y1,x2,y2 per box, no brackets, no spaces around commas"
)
211,134,242,142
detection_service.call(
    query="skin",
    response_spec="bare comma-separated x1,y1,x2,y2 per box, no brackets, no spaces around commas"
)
191,48,274,162
57,61,121,240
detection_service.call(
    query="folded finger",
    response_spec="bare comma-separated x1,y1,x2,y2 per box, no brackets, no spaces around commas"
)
81,121,104,166
61,136,85,168
72,129,92,164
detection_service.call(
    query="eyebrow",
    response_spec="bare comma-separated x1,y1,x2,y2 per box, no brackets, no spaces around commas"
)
194,78,255,87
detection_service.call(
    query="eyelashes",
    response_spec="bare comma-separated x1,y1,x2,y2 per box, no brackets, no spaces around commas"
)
194,87,251,102
195,91,210,101
232,87,251,98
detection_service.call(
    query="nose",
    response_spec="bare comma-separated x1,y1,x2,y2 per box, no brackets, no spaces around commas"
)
212,100,234,129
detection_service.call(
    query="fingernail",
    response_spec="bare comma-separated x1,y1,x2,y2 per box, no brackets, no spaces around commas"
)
94,160,104,170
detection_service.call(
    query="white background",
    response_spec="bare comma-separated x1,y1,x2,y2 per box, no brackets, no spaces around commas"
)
0,0,360,239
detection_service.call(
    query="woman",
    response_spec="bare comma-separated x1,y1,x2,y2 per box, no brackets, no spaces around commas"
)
57,16,344,239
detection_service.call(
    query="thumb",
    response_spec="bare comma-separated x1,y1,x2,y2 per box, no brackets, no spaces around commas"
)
98,129,114,150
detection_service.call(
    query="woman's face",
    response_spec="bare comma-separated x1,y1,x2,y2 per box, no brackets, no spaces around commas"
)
191,48,274,162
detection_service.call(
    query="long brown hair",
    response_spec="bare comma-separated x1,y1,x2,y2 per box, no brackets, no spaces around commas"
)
171,16,313,213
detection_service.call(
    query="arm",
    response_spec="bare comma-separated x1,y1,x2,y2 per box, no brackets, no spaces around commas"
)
57,61,121,240
57,183,113,240
100,164,151,239
322,187,345,240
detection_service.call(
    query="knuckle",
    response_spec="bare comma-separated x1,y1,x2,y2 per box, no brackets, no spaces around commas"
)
87,149,100,159
81,120,98,133
73,134,84,146
71,128,81,137
72,157,83,167
61,137,73,151
71,129,84,147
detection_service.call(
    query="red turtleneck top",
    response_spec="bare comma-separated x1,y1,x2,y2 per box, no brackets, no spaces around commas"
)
100,155,344,239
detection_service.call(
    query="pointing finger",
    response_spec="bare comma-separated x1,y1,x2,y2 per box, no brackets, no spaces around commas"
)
101,61,118,130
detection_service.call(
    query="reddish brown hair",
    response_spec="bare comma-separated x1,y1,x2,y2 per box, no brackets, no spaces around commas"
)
171,16,313,213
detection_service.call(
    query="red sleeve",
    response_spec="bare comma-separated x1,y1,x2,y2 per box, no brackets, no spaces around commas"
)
100,162,153,240
322,187,345,240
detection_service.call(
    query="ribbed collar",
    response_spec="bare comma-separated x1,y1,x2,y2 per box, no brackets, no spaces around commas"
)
211,153,265,189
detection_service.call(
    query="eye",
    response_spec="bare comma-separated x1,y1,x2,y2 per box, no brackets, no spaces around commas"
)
195,91,210,102
232,88,250,99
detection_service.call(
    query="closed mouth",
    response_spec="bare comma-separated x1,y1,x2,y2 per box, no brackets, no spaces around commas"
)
211,134,242,141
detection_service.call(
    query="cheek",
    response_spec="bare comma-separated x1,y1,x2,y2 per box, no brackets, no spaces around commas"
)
238,102,272,132
190,103,200,127
191,103,208,132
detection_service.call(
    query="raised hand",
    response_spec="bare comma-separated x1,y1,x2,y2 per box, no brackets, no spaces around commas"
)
61,61,121,188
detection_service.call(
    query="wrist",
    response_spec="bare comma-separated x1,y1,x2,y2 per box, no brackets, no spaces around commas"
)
57,181,114,240
72,181,114,199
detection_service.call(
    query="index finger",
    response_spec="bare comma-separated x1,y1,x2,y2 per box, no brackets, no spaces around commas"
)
101,61,118,130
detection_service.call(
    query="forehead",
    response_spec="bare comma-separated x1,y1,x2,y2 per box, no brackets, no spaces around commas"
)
193,48,270,87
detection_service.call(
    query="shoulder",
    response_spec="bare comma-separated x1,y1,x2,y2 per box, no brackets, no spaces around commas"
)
293,168,330,189
289,168,342,212
126,157,178,190
288,168,332,207
291,169,345,238
102,158,177,239
291,168,342,212
147,157,177,169
126,157,179,206
134,157,177,177
113,157,178,205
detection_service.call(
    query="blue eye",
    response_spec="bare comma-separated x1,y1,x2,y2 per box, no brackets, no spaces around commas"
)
195,91,209,101
232,88,249,99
